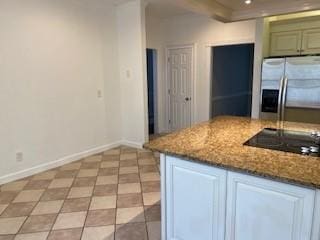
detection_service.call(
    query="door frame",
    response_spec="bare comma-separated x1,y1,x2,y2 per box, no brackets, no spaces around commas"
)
146,48,159,135
165,44,196,132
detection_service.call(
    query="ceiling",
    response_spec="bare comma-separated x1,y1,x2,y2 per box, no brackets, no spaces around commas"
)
225,0,320,20
216,0,278,11
145,0,193,19
145,0,320,22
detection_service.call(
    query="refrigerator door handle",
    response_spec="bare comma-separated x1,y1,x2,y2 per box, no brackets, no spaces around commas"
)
281,77,289,122
277,76,285,121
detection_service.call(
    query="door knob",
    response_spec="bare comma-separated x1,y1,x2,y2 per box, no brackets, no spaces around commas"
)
185,97,191,101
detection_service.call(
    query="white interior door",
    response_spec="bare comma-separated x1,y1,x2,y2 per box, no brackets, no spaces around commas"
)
168,47,193,131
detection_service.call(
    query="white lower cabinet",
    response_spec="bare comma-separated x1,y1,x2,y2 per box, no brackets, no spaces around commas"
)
165,156,227,240
163,156,318,240
225,172,315,240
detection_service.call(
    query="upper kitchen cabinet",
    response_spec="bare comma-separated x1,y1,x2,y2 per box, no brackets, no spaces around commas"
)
302,28,320,55
268,16,320,57
270,31,302,56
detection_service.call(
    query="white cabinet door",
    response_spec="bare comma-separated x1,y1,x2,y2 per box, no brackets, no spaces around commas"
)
270,31,302,56
311,190,320,240
302,28,320,55
166,156,227,240
226,172,315,240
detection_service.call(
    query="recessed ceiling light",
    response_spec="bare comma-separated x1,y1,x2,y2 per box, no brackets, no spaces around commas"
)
245,0,252,4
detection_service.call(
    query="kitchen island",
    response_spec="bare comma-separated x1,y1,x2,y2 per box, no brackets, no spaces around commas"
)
144,116,320,240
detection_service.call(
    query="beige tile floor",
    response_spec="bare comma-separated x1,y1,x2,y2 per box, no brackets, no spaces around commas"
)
0,146,161,240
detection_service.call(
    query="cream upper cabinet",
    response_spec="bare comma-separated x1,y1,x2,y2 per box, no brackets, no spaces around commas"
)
270,31,302,57
302,28,320,55
268,16,320,57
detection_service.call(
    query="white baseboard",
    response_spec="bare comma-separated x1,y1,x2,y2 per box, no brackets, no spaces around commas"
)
0,140,147,185
0,141,124,185
121,140,144,149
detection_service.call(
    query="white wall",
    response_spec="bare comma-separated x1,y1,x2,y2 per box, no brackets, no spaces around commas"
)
251,18,266,119
0,0,122,182
0,0,255,182
116,0,148,146
146,14,257,132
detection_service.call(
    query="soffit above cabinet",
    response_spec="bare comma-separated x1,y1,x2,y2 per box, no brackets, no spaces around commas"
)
270,16,320,32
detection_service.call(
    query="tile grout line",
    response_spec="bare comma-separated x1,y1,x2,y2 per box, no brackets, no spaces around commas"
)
15,199,40,237
8,169,59,238
79,152,103,240
114,147,121,240
138,150,151,240
42,157,86,239
45,164,76,240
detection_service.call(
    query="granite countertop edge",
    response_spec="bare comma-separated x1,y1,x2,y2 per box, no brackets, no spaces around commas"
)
144,116,320,190
144,145,319,189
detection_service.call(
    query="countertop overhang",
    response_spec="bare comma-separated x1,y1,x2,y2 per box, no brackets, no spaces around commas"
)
144,116,320,189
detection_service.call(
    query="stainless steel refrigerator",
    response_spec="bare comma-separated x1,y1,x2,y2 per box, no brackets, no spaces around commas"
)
260,56,320,124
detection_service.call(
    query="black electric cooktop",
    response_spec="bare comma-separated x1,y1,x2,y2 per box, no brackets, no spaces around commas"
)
244,128,320,157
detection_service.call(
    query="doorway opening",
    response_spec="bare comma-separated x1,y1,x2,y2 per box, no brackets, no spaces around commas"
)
146,48,157,135
210,43,254,118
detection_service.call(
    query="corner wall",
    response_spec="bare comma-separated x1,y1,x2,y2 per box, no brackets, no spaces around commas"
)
0,0,122,183
116,0,148,147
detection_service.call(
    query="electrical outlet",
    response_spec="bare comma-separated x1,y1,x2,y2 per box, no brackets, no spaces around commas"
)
16,152,23,162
